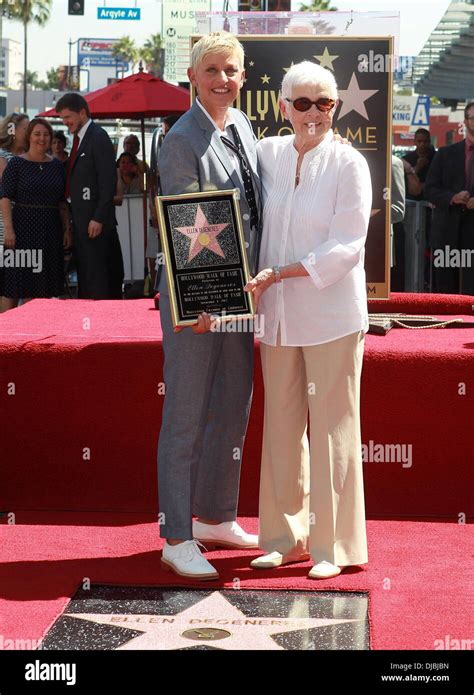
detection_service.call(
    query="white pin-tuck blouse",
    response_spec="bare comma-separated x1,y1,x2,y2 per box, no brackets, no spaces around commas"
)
256,129,372,347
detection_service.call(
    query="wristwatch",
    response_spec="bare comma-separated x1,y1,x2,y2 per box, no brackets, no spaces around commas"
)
272,265,282,283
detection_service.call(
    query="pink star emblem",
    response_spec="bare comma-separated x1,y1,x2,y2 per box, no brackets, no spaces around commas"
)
176,205,229,263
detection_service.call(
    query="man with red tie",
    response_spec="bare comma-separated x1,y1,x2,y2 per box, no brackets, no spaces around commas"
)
56,93,123,299
425,102,474,295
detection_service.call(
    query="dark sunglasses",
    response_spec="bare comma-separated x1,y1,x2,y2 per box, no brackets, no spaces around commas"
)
285,97,336,113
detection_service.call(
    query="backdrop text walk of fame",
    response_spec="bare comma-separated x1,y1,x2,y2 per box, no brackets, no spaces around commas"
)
226,35,393,298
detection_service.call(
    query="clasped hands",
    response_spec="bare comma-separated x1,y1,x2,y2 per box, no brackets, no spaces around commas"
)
451,191,474,208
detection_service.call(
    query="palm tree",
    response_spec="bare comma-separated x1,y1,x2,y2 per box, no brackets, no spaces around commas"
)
16,68,39,88
45,65,60,89
140,34,163,77
299,0,337,10
112,36,139,76
8,0,52,111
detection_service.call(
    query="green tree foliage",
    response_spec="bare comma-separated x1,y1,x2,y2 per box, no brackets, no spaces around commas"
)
7,0,52,109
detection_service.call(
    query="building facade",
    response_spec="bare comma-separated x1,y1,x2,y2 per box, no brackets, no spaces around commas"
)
0,38,22,90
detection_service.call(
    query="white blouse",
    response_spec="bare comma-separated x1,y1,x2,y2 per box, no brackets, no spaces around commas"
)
256,130,372,347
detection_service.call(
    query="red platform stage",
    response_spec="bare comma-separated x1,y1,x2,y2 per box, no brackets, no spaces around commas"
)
1,293,473,520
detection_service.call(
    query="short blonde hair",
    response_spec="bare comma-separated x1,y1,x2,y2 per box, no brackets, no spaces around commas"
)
282,61,338,100
191,32,245,72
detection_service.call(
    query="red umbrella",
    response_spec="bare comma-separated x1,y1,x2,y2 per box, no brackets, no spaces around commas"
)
39,70,190,262
40,70,190,120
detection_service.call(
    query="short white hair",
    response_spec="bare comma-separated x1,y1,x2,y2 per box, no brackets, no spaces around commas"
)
281,61,338,100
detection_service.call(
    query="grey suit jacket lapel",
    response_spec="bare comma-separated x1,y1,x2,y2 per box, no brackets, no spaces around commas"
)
191,102,244,194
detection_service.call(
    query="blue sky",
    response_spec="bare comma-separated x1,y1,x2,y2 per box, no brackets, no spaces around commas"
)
2,0,450,80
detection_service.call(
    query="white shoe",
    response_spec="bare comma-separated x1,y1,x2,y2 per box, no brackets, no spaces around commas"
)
193,520,258,549
250,551,311,569
308,561,342,579
161,540,219,580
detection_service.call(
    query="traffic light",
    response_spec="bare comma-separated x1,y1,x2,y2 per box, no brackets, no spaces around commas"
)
68,0,84,15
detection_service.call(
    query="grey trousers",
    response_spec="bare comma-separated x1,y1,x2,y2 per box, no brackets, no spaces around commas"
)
157,292,254,540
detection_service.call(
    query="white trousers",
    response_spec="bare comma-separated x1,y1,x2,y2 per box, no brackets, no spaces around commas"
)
258,330,368,566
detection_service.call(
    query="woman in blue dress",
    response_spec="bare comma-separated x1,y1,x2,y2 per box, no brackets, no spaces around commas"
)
1,118,72,312
0,112,29,311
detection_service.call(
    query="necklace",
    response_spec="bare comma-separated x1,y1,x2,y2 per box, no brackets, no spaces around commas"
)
25,154,49,170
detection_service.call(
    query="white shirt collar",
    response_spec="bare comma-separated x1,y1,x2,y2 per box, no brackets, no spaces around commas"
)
77,118,92,144
196,98,235,135
290,129,334,159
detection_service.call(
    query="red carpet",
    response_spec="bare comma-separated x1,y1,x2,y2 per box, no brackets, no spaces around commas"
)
0,514,472,651
1,293,473,519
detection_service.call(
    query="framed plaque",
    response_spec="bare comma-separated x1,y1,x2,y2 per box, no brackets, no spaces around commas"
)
156,189,256,327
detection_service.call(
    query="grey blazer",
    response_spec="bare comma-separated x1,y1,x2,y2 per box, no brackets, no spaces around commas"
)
157,101,262,285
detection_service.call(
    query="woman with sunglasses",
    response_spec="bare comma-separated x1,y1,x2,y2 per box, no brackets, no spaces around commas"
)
245,61,372,580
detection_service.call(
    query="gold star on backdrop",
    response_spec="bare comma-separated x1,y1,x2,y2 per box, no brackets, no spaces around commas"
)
260,74,270,84
338,72,379,121
313,47,339,71
283,62,295,73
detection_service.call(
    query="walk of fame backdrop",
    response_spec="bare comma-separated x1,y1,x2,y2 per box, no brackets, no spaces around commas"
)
192,35,393,299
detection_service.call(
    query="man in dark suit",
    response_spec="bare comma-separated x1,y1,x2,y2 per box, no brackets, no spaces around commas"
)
425,102,474,295
56,93,123,299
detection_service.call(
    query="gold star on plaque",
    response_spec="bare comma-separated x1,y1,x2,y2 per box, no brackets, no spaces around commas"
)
260,74,270,84
313,47,339,71
283,62,295,73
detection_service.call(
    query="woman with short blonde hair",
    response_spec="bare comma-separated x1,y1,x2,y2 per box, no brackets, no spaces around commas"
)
190,31,245,71
157,32,262,580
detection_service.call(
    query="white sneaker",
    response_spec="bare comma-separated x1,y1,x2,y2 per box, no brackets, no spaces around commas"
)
161,540,219,580
250,551,311,569
193,520,258,549
308,561,342,579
